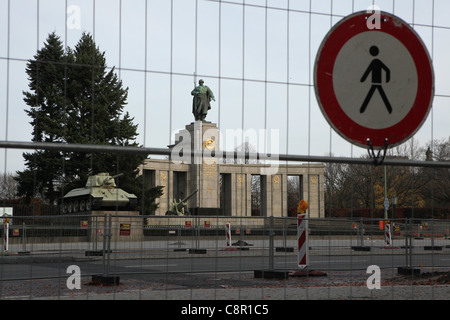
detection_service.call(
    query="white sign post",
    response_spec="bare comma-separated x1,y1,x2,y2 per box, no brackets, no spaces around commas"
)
1,208,13,255
3,222,9,253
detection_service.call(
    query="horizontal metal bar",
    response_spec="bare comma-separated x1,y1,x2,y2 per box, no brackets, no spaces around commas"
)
0,140,169,156
1,140,449,168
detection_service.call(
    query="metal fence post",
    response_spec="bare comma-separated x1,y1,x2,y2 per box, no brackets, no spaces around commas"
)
92,215,98,252
407,218,412,267
102,214,107,273
268,216,274,270
398,217,420,275
100,214,111,277
92,213,120,285
405,218,410,267
106,214,112,276
196,216,200,250
360,217,364,247
21,222,27,253
431,219,435,249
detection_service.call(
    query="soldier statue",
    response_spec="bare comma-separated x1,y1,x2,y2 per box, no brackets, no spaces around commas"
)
191,79,215,121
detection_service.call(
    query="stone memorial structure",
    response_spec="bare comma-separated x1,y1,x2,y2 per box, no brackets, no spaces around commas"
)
139,81,324,218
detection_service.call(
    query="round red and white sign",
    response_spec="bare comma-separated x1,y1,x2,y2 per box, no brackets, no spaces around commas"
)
314,11,434,149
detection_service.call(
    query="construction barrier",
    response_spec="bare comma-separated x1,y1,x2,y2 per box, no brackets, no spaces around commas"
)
297,214,308,269
225,222,231,247
385,223,392,246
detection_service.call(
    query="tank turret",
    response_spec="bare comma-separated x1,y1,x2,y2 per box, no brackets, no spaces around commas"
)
85,173,123,188
62,173,138,214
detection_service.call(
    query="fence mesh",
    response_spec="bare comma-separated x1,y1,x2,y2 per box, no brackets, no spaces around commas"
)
0,215,449,300
1,0,450,301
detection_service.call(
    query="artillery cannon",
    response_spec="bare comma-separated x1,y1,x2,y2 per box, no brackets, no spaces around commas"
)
62,172,138,214
165,189,198,216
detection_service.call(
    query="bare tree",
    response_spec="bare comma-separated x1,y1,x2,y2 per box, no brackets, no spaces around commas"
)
324,137,435,217
0,172,19,200
287,175,302,216
419,137,450,208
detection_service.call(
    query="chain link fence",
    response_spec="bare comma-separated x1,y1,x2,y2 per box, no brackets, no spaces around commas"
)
1,214,450,299
2,0,450,302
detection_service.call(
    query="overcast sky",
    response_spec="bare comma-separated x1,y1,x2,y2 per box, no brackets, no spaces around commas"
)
1,0,450,174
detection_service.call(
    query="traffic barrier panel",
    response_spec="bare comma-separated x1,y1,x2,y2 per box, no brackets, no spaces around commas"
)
297,214,308,269
385,223,391,246
222,222,239,251
226,222,231,247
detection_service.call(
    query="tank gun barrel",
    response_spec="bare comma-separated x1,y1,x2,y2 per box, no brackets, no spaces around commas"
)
103,173,123,185
175,189,198,211
109,173,124,180
181,189,198,203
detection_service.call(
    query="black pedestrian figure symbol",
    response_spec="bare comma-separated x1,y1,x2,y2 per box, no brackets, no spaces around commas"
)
360,45,392,114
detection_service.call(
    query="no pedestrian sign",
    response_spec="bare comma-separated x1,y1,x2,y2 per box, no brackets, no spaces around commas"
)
314,11,434,149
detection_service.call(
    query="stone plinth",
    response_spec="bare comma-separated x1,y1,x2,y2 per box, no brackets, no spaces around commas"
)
172,121,221,214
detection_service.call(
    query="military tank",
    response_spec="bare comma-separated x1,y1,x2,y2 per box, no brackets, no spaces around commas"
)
62,173,138,214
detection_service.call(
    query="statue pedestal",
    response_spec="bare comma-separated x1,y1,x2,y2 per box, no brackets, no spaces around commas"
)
173,121,221,215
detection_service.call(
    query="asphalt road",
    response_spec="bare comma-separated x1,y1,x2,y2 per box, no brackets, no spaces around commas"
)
1,245,450,299
1,249,450,281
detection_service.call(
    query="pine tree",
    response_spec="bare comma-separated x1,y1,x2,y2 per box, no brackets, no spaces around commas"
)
17,32,67,202
63,32,141,188
17,32,163,213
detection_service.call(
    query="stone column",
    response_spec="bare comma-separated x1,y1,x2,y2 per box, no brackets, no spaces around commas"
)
234,173,246,216
270,174,282,217
157,170,169,215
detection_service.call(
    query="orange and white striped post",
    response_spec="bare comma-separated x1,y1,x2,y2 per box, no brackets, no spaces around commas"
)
297,213,308,269
297,200,309,269
385,223,392,246
225,222,231,247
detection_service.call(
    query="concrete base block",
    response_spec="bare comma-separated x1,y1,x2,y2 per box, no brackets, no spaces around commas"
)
276,247,294,252
85,250,103,256
91,274,120,285
351,246,371,251
189,248,207,254
398,266,420,276
289,270,327,277
254,270,289,279
424,246,442,251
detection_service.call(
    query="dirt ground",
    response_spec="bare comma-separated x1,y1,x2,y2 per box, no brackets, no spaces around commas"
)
3,269,450,299
386,271,450,286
